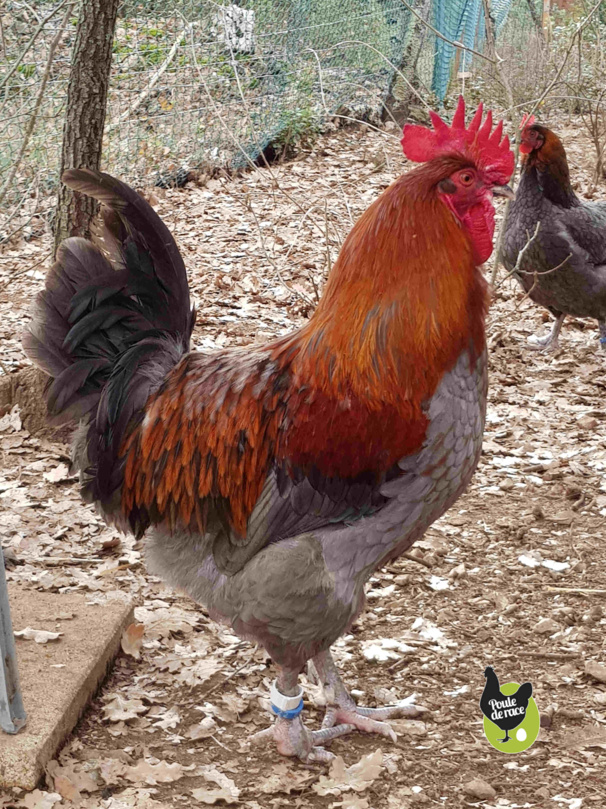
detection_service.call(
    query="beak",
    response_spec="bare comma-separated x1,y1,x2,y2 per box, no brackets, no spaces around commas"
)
492,184,515,200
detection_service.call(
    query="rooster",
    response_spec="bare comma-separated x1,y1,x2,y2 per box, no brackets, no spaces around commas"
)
502,115,606,351
23,97,513,762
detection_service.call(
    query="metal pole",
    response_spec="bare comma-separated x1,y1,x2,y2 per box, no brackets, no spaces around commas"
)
0,545,26,734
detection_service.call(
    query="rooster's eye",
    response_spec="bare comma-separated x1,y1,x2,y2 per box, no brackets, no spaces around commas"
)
460,172,474,185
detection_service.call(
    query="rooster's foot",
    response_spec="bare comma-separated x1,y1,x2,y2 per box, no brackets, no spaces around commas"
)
527,313,565,352
527,332,560,352
322,702,407,742
312,649,421,744
251,714,353,763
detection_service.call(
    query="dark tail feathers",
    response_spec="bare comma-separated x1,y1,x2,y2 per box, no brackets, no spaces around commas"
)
23,169,195,508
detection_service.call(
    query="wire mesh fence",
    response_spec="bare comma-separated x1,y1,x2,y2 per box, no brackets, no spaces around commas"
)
0,0,604,221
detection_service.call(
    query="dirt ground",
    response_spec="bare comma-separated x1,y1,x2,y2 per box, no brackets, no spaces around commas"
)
1,119,606,809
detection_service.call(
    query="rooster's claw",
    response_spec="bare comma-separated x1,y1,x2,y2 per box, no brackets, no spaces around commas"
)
251,714,353,763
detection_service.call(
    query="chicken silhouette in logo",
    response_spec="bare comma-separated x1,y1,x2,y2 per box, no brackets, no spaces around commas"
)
480,667,533,742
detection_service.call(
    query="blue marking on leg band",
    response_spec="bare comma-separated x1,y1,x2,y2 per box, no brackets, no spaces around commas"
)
271,699,304,720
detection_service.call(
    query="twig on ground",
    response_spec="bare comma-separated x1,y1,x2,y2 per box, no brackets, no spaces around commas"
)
0,250,52,290
243,195,313,306
546,587,606,595
198,651,256,701
403,551,433,569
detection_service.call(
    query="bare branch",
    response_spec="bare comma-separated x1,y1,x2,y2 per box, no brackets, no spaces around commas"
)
397,0,497,64
526,0,604,121
494,221,541,289
515,253,573,311
0,3,75,207
116,24,191,125
307,41,431,112
0,0,72,96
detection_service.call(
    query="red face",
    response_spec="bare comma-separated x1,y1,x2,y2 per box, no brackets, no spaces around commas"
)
519,126,544,155
437,167,504,265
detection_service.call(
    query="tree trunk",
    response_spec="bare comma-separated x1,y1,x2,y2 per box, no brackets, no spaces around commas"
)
524,0,546,42
53,0,119,257
541,0,551,43
381,0,431,126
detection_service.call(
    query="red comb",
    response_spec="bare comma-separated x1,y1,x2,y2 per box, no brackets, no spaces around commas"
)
401,95,514,185
520,112,536,130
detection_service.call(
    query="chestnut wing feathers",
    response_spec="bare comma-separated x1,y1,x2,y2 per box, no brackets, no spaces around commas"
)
120,349,402,575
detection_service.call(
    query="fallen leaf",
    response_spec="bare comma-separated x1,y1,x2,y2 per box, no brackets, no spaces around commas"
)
22,791,62,809
125,758,185,785
121,622,144,659
46,760,99,798
313,749,383,796
50,772,80,802
258,762,314,794
0,405,22,432
14,627,62,643
134,605,198,638
99,757,129,785
176,657,222,686
103,695,149,722
586,660,606,684
187,716,218,739
463,778,496,800
333,798,370,809
192,767,240,804
546,510,576,525
43,463,72,483
153,706,181,730
191,787,238,805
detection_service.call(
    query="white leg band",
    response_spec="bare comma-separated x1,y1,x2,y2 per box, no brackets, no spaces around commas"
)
270,679,304,712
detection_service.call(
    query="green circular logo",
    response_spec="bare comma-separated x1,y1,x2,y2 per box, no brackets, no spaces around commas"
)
482,681,540,753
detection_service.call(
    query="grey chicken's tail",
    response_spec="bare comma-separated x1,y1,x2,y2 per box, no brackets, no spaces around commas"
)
23,169,195,510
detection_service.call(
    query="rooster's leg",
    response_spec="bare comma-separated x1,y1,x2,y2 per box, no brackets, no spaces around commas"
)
311,649,421,743
252,665,353,763
528,313,565,351
598,320,606,351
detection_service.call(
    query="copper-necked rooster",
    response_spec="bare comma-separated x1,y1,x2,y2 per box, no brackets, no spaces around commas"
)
23,98,513,762
502,115,606,351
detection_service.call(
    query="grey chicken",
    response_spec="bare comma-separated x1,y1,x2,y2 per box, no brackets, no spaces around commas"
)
502,116,606,351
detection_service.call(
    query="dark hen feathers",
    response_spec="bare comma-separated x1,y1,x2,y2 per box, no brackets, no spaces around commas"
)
502,124,606,346
23,170,195,509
